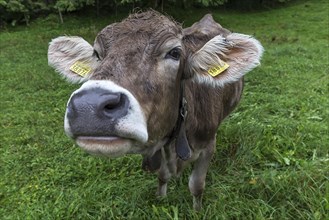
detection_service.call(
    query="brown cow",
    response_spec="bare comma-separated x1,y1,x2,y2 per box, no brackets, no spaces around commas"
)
48,11,263,210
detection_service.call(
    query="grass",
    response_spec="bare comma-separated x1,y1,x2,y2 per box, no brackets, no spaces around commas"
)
1,0,328,219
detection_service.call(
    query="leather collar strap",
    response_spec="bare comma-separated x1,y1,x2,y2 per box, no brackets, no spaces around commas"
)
164,79,191,160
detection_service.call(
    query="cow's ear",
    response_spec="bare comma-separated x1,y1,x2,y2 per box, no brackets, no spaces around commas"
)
48,36,100,84
183,14,230,37
187,33,264,87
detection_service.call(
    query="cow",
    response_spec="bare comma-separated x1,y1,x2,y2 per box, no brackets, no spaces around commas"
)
48,10,263,210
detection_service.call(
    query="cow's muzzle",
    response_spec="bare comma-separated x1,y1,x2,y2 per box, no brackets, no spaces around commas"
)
64,80,148,156
66,88,129,137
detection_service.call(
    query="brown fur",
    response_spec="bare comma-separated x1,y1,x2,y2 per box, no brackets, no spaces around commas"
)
93,11,246,210
49,10,263,210
92,11,246,210
92,11,183,143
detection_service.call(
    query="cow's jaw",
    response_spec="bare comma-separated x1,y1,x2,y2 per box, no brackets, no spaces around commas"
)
64,80,148,157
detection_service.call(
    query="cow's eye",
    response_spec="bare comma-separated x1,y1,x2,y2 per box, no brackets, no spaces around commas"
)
165,47,181,61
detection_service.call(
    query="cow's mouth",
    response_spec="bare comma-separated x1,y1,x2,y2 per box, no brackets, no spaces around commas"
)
64,80,149,157
76,136,134,157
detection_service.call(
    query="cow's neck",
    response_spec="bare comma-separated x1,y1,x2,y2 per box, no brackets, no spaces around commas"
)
164,79,191,161
141,79,191,173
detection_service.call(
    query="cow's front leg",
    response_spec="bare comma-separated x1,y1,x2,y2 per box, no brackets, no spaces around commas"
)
157,146,176,196
157,164,171,196
188,140,215,211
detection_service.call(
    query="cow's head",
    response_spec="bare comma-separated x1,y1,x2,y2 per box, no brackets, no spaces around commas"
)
48,11,263,157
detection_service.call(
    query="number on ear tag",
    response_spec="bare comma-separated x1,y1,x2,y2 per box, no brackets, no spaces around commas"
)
70,61,91,77
208,62,229,77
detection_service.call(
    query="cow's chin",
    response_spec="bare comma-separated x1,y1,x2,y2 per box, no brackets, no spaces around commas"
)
76,136,138,157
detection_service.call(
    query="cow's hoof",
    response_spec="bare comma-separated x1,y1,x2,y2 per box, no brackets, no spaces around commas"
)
193,195,202,211
156,185,167,197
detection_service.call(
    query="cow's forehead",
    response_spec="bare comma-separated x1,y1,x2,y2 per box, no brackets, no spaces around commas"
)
95,11,182,53
116,11,181,35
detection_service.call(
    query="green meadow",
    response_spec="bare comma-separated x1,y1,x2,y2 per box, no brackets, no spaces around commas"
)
0,0,328,219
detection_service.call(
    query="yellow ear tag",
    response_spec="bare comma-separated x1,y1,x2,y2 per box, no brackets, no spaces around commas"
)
70,61,91,77
208,62,229,77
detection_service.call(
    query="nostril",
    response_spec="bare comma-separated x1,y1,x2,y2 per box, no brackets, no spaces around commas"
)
104,103,117,110
66,89,130,124
100,93,129,118
102,93,121,110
